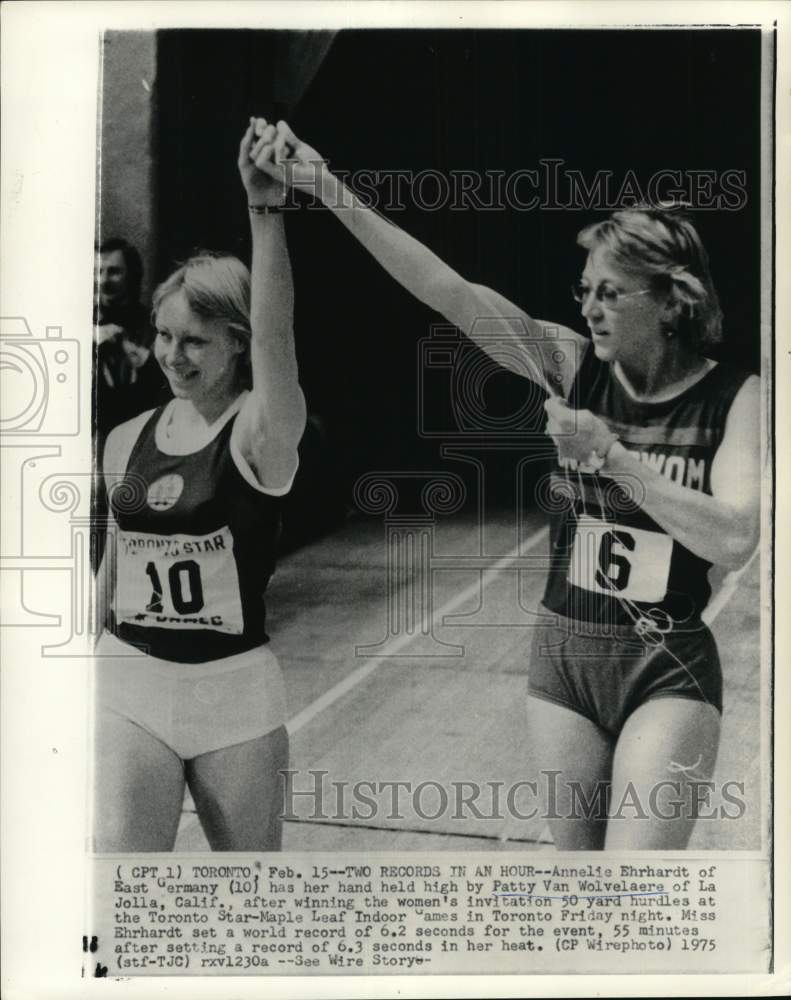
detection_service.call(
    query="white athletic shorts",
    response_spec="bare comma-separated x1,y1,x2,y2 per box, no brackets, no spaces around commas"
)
94,631,287,759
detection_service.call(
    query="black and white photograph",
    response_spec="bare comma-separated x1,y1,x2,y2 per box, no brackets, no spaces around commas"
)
93,21,765,855
1,2,788,995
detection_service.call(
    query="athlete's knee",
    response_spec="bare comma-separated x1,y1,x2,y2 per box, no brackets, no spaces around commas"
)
667,752,708,781
622,754,715,822
666,753,718,817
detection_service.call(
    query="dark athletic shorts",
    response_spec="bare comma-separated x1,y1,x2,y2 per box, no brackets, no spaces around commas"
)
527,610,722,738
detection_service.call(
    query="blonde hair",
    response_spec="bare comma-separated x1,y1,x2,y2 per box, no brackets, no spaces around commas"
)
152,252,252,385
577,206,723,352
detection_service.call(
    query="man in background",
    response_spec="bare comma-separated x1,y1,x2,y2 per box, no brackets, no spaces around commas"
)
94,237,169,444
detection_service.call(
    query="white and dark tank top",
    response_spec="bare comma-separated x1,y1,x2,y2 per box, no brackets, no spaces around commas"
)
542,343,751,627
107,398,287,662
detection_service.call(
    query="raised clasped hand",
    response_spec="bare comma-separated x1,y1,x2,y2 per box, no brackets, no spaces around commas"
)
238,117,289,206
244,118,325,198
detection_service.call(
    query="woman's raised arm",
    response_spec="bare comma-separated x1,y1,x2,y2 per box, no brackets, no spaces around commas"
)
262,121,586,397
235,118,306,491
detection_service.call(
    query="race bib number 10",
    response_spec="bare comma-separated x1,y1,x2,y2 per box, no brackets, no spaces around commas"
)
115,525,244,633
568,516,672,602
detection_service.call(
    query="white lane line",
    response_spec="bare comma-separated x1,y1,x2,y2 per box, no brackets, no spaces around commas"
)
178,524,549,833
288,533,757,736
285,526,549,735
178,531,758,840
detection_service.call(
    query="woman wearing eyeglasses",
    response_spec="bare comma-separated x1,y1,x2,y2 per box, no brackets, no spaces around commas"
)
258,122,760,851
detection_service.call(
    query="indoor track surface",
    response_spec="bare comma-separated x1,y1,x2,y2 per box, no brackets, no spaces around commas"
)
175,508,763,853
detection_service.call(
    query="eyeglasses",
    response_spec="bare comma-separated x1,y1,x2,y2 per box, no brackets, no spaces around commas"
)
571,280,652,308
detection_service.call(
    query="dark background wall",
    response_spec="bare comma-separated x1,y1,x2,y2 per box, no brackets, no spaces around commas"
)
99,33,158,303
104,28,763,538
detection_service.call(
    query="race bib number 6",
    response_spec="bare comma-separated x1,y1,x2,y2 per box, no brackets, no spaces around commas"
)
568,515,672,602
114,525,244,633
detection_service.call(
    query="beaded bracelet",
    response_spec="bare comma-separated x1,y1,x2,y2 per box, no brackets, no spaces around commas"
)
248,204,285,214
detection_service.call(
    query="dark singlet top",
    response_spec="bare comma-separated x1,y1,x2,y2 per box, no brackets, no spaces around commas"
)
542,343,751,627
109,405,283,662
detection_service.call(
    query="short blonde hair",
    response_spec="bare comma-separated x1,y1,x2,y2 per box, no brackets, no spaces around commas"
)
577,207,723,352
152,253,252,383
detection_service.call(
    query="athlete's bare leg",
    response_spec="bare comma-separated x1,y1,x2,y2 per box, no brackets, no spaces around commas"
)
605,697,721,850
186,725,289,851
526,695,614,850
94,709,185,852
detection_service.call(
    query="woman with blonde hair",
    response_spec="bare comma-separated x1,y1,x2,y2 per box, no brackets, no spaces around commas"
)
94,119,306,851
261,121,760,850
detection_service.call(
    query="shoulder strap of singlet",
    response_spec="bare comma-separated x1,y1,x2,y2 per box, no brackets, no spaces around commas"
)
701,360,752,401
566,345,752,415
699,362,754,449
102,407,160,479
566,340,600,408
